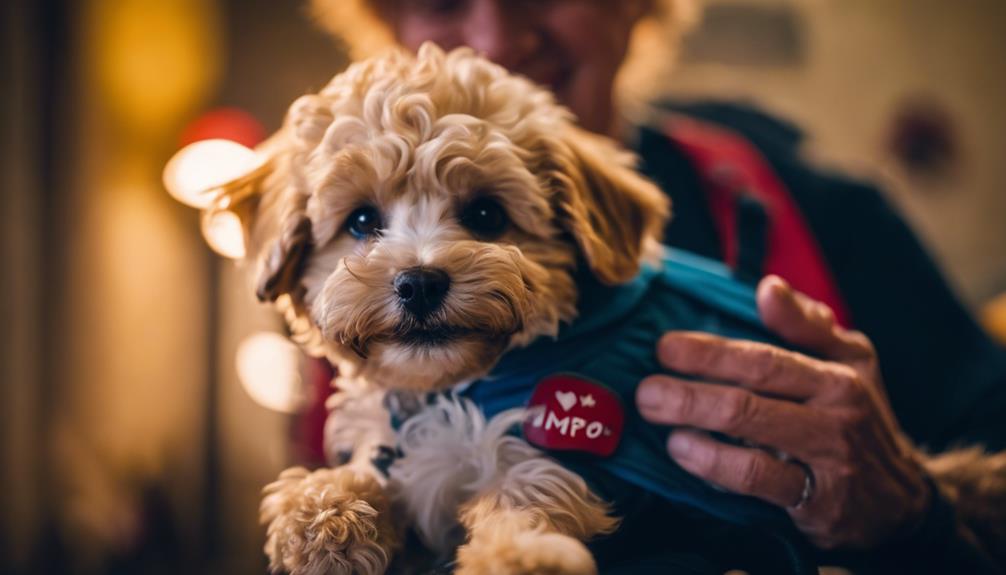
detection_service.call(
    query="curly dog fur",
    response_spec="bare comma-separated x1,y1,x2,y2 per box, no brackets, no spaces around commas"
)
166,43,1006,573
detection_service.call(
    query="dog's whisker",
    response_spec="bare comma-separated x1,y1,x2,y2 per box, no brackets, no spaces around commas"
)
341,256,374,286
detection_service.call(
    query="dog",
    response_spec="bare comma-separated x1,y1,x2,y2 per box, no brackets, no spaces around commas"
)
165,42,834,575
165,41,1006,575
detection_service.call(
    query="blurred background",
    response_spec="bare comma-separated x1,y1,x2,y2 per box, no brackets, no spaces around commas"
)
2,0,1005,573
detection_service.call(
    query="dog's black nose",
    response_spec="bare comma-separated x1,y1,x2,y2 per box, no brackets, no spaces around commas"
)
394,268,450,318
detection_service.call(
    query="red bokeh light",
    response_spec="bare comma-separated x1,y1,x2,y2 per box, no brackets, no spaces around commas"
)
179,107,266,148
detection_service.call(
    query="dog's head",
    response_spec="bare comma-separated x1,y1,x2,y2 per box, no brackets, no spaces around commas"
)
171,44,668,390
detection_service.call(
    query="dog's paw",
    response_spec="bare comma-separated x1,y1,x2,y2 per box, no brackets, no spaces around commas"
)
260,466,396,575
455,530,596,575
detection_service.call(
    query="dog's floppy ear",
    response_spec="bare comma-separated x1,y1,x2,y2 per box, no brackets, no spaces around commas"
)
163,135,313,303
247,167,314,303
552,125,670,285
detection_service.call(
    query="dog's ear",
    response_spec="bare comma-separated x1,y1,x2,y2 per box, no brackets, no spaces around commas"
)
247,168,314,303
163,135,313,303
552,125,670,285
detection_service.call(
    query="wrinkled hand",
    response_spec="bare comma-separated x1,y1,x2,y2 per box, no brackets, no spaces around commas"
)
636,275,931,549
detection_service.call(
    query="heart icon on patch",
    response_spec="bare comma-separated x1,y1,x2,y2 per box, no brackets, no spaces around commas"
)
555,391,577,411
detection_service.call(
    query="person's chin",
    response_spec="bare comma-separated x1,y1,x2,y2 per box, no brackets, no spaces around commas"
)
519,60,573,98
549,69,575,103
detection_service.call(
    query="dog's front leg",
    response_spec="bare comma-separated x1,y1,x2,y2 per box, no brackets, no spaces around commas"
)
260,383,402,575
455,458,619,575
261,464,398,575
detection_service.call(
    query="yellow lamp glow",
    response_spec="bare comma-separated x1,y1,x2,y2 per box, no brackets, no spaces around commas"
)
983,292,1006,346
162,139,262,209
91,0,222,142
201,210,246,259
235,332,304,414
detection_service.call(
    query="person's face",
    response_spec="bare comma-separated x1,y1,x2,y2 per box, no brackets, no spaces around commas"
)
377,0,649,135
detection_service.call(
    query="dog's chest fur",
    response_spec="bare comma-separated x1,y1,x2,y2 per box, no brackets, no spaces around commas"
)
326,384,559,553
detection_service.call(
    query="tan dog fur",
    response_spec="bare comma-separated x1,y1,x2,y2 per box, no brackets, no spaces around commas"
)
207,44,665,574
175,43,1006,574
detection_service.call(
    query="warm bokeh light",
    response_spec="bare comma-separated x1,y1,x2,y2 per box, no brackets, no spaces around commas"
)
235,331,304,414
162,139,261,209
201,210,246,259
8,1,1005,573
91,0,222,141
180,107,266,148
984,293,1006,346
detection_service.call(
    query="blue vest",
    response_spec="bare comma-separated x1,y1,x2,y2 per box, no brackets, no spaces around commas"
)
458,248,817,573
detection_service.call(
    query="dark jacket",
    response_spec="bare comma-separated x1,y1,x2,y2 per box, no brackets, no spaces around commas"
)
635,101,1006,573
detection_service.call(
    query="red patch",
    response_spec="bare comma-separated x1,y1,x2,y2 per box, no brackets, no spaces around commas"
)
522,374,624,457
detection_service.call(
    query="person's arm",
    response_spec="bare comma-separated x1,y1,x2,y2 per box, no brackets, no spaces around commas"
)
819,466,1002,574
636,276,930,548
795,177,1006,452
664,101,1006,450
794,173,1006,567
636,276,1005,571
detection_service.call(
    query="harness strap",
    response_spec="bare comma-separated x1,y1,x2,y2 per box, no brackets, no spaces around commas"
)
300,358,335,466
663,115,853,327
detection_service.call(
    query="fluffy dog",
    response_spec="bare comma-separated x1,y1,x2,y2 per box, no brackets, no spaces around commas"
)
204,43,669,575
167,42,1006,575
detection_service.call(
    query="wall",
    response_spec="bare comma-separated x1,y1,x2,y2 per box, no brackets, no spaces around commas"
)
2,0,43,568
670,0,1006,306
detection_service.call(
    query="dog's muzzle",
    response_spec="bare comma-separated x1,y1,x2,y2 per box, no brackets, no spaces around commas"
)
394,267,450,320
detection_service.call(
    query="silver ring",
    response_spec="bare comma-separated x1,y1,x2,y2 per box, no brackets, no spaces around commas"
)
789,460,815,510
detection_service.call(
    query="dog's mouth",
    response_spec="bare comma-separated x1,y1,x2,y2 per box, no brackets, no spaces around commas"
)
338,316,519,359
392,323,472,347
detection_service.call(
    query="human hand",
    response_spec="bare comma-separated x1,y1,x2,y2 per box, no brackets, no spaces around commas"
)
636,275,932,549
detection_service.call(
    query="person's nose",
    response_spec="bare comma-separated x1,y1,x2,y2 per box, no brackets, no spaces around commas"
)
463,0,539,70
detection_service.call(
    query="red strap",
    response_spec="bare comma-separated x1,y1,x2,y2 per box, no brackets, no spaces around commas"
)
664,116,852,328
297,357,335,467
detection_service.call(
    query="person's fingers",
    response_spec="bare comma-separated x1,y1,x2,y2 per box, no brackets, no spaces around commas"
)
655,331,852,401
667,429,809,508
637,376,834,460
756,275,873,362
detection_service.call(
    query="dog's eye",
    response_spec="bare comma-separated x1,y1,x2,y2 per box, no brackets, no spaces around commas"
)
346,206,383,239
460,197,508,239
